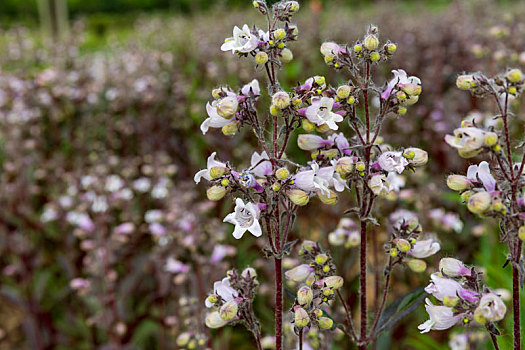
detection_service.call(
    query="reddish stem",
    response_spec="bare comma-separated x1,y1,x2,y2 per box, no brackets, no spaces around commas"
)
359,220,368,349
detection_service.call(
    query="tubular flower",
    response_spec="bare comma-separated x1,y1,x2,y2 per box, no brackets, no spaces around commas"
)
305,97,343,130
223,198,262,239
444,127,486,157
378,151,408,174
194,152,227,183
418,298,464,333
408,238,441,258
473,293,506,324
220,24,258,53
201,92,239,134
466,161,496,191
381,69,421,99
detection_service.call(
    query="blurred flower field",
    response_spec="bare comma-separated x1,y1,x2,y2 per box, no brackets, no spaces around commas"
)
0,0,525,349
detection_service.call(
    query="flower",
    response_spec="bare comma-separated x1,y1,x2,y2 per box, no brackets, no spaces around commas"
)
418,298,464,333
425,273,479,303
305,97,343,130
206,311,229,328
409,238,441,258
386,172,405,192
164,257,190,274
201,92,238,134
223,198,262,239
466,161,496,191
378,151,408,173
220,24,258,53
241,79,260,96
285,264,313,282
381,69,421,99
444,127,486,156
369,174,393,196
297,134,333,151
194,152,227,184
474,293,506,323
250,151,272,177
293,162,333,196
320,41,344,57
328,132,351,155
439,258,471,277
206,277,238,308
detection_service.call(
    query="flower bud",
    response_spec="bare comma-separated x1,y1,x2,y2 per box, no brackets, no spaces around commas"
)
447,175,471,191
274,28,286,40
177,332,191,347
406,259,426,273
460,190,474,202
207,186,226,201
336,85,352,99
287,189,310,206
439,258,471,277
302,240,316,252
467,191,491,214
301,119,315,132
270,105,279,116
280,48,293,63
402,95,419,106
212,88,224,99
219,299,239,321
347,96,356,104
403,147,428,166
400,83,422,96
314,76,326,87
321,276,343,289
305,274,316,287
396,91,407,101
297,286,314,305
222,122,239,136
390,248,399,257
356,161,365,172
209,166,226,179
312,254,327,265
272,182,281,191
298,134,328,151
221,178,230,187
386,43,397,54
519,226,525,241
456,75,474,90
205,311,229,328
397,106,407,115
216,96,238,118
255,51,269,65
484,132,498,146
287,1,300,12
242,267,257,279
364,35,379,50
443,296,459,307
285,264,313,282
506,68,523,83
313,308,323,317
272,91,291,109
370,52,380,62
276,168,290,180
394,238,412,253
335,157,354,177
354,44,363,53
318,317,334,329
294,307,310,328
318,189,338,205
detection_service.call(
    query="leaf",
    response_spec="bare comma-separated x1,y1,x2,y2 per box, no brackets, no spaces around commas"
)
344,207,360,216
373,287,427,336
282,239,298,255
363,216,380,226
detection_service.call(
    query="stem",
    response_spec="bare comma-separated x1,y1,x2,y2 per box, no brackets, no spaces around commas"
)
337,290,357,340
489,331,500,350
298,328,303,350
369,258,393,339
275,257,283,350
359,220,368,350
512,260,521,350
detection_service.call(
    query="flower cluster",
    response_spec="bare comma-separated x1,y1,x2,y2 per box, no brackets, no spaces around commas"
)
387,210,440,272
419,258,507,333
285,241,343,333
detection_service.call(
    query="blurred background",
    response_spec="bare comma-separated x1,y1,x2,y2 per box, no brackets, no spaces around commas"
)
0,0,524,349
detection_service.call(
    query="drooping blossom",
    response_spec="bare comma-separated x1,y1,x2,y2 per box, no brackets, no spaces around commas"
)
223,198,262,239
424,273,479,303
305,97,343,130
194,152,227,184
409,238,441,258
418,298,464,333
220,25,258,53
205,277,238,308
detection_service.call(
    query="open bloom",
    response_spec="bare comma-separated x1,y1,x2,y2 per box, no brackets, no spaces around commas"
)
206,277,238,308
223,198,262,239
444,127,485,155
250,151,272,177
241,79,260,96
305,97,343,130
466,161,496,191
425,273,479,303
409,238,441,258
285,264,313,282
220,24,258,53
369,174,393,196
194,152,227,183
474,293,506,323
294,162,333,196
201,92,238,134
378,151,408,173
381,69,421,99
418,298,464,333
386,172,405,192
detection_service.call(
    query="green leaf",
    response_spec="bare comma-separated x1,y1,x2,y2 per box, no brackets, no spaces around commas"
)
373,286,427,336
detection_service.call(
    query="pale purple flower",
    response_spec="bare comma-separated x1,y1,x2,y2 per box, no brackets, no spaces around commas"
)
320,42,344,57
293,163,333,196
114,222,135,235
466,161,496,191
368,174,393,196
444,127,485,153
305,97,343,130
206,277,238,308
66,212,94,231
164,257,190,274
105,175,124,193
133,177,151,192
328,132,351,155
220,25,258,53
149,222,166,236
241,79,260,96
250,151,272,177
381,69,421,99
409,238,441,258
386,172,406,192
201,91,238,134
474,293,506,322
297,134,333,151
194,152,227,184
418,298,464,333
210,244,236,263
425,273,479,303
378,151,408,174
223,198,262,239
70,278,90,290
439,258,472,277
285,264,314,282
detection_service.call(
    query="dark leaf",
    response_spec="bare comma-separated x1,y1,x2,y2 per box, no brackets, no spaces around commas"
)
373,287,427,336
486,323,501,336
282,239,299,255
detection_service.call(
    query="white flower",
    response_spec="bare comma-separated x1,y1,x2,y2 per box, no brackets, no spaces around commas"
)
133,177,151,192
205,311,229,328
194,152,227,184
220,24,258,53
425,273,478,303
285,264,313,282
293,163,333,196
466,161,496,191
474,293,506,322
241,79,260,96
439,258,471,277
201,92,238,134
386,172,405,192
369,174,393,196
250,151,272,177
305,97,343,130
206,277,238,308
378,151,408,174
444,127,485,153
418,298,463,333
449,333,468,350
409,238,440,258
381,69,421,99
223,198,262,239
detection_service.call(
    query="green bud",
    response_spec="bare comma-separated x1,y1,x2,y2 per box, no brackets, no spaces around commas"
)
386,43,397,54
287,189,310,206
301,119,315,132
467,191,491,214
276,168,290,180
443,296,459,307
356,161,365,172
336,85,352,99
277,42,285,49
347,96,356,104
219,300,238,321
354,44,363,53
407,259,427,273
297,286,314,305
315,254,328,265
318,317,334,329
364,35,379,50
221,178,230,187
314,76,326,87
255,51,269,65
280,48,293,63
272,182,281,191
396,91,407,101
222,122,239,136
209,166,226,179
294,307,310,328
394,238,411,253
456,75,474,90
274,28,286,40
390,248,399,257
397,106,407,115
318,189,338,205
270,105,279,116
506,68,523,83
518,226,525,241
176,332,191,347
370,52,380,62
447,175,471,191
207,186,226,201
